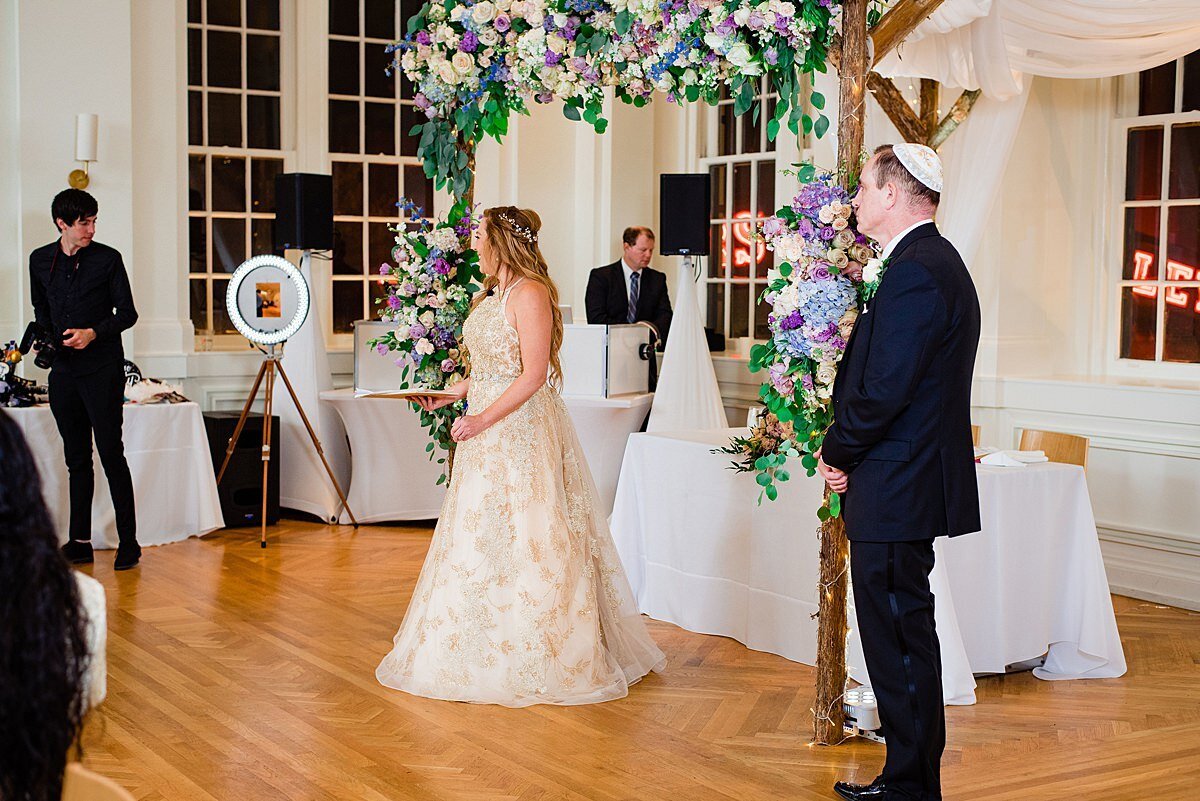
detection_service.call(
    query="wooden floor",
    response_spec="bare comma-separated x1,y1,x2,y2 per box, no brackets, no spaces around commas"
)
76,521,1200,801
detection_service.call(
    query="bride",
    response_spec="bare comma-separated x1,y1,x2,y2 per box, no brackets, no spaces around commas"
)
376,206,665,706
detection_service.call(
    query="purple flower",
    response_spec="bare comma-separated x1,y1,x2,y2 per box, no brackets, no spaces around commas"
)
545,50,562,67
830,336,847,350
780,309,804,331
415,31,431,46
762,216,785,237
812,265,832,281
460,31,479,53
378,263,391,276
414,93,431,111
801,374,815,390
440,358,456,373
375,342,389,355
820,226,837,241
494,14,511,33
764,46,779,66
431,257,451,275
748,12,765,29
387,295,402,310
409,322,427,339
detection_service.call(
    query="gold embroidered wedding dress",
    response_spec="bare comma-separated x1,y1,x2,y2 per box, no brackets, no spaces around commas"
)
376,281,665,706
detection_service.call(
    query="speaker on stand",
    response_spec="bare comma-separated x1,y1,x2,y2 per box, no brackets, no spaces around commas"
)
275,173,333,252
203,411,280,527
660,173,723,349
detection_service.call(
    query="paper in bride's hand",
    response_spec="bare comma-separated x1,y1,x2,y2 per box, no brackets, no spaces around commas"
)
356,388,459,400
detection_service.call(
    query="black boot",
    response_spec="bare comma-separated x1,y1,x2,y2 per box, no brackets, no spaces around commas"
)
61,539,94,565
114,542,141,571
833,779,891,800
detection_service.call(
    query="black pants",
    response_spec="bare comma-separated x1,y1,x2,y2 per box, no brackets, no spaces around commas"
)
850,539,944,801
48,362,137,546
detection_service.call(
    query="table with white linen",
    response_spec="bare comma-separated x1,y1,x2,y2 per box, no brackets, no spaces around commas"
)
610,428,1126,706
3,402,224,549
320,388,653,524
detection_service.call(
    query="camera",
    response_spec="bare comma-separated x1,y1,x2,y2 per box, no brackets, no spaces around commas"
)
18,321,60,370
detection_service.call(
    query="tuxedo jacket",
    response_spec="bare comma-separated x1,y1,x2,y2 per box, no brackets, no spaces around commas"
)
822,223,981,542
584,261,673,344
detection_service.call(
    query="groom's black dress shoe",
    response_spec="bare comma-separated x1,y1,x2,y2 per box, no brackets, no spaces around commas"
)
114,543,141,571
833,779,890,800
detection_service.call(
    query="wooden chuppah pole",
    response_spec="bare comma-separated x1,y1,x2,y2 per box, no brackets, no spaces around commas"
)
813,0,870,747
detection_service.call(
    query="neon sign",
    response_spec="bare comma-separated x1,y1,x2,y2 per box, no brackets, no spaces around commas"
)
721,210,767,276
1130,249,1200,312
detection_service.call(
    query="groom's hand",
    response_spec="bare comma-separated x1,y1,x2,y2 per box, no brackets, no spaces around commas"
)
816,449,849,493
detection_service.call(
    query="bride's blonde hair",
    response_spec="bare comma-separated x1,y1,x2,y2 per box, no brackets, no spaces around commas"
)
473,206,564,388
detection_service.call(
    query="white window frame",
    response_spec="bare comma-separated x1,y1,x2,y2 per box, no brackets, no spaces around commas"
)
697,79,802,346
1107,59,1200,378
187,0,295,352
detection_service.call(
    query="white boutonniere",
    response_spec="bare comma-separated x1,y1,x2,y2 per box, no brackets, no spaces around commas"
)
860,256,890,308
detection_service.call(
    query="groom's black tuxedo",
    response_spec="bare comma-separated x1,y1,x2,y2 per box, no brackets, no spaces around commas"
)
822,222,980,801
823,222,981,541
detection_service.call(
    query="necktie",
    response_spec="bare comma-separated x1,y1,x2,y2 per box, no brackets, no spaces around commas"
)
628,271,639,324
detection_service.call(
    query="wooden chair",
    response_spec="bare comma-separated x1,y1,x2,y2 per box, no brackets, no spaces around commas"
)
971,425,981,446
1018,429,1089,470
61,764,135,801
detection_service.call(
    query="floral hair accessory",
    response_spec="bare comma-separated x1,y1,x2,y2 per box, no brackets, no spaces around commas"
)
498,212,537,244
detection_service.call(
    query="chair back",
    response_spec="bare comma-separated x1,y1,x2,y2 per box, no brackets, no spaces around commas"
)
1019,429,1089,469
971,425,981,447
61,764,135,801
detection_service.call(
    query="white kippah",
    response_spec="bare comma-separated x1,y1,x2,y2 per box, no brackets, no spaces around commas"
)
893,143,943,193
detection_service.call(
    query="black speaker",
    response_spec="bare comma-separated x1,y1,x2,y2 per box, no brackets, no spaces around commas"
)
659,173,710,255
275,173,333,250
203,411,280,528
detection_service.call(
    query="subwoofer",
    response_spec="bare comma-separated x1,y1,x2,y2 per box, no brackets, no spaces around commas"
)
274,173,333,251
203,411,280,528
659,173,710,256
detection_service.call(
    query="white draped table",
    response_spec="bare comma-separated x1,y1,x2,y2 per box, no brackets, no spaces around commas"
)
3,402,224,549
610,428,1126,706
321,388,653,524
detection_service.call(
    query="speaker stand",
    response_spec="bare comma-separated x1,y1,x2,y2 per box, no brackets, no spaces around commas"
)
216,344,359,548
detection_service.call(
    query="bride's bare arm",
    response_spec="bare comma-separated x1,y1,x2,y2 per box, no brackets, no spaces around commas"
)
453,282,551,439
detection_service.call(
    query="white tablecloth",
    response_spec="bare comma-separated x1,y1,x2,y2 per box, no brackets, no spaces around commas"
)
321,389,652,524
610,429,1126,706
3,402,224,549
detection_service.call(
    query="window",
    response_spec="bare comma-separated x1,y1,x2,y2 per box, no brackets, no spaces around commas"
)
1115,50,1200,365
328,0,433,335
701,82,778,342
187,0,287,343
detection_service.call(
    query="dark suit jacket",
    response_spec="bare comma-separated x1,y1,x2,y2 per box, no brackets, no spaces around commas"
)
585,261,673,344
822,223,981,542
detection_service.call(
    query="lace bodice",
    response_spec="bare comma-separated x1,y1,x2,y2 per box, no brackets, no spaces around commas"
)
462,287,524,386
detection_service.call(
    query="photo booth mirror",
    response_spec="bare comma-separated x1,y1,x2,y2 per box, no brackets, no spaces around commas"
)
226,255,310,346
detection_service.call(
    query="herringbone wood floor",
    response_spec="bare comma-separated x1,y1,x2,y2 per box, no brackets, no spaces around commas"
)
76,522,1199,801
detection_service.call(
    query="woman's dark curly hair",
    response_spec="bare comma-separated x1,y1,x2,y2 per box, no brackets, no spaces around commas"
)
0,413,89,801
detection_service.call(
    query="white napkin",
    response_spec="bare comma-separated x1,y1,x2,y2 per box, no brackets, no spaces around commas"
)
980,449,1048,467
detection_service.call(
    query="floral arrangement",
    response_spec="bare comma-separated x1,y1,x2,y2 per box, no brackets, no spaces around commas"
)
716,164,875,516
368,199,484,484
391,0,840,195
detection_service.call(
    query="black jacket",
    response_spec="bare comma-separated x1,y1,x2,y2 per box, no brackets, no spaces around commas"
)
822,223,981,542
584,260,673,344
29,240,138,375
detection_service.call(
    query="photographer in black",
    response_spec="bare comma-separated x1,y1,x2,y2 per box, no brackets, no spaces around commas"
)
28,189,141,570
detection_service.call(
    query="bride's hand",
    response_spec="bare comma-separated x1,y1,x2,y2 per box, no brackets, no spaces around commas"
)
413,395,458,412
450,414,487,442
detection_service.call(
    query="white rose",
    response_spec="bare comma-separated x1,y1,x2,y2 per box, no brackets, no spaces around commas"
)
548,35,568,54
419,310,436,327
831,217,848,231
682,68,698,86
703,32,726,52
428,3,446,21
838,310,858,338
818,206,834,224
511,0,528,16
863,258,884,284
527,9,545,26
415,339,435,356
733,8,752,26
552,12,568,27
495,0,512,11
479,27,500,47
817,361,837,385
452,52,474,75
816,383,832,401
449,6,465,22
395,324,411,340
472,1,497,25
436,61,459,85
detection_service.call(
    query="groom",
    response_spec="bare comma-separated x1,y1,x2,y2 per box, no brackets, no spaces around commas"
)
817,144,981,801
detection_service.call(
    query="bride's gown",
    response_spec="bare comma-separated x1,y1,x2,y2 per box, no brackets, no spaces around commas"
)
376,280,665,706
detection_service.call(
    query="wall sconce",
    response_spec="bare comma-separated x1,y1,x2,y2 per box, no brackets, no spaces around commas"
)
69,113,98,189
